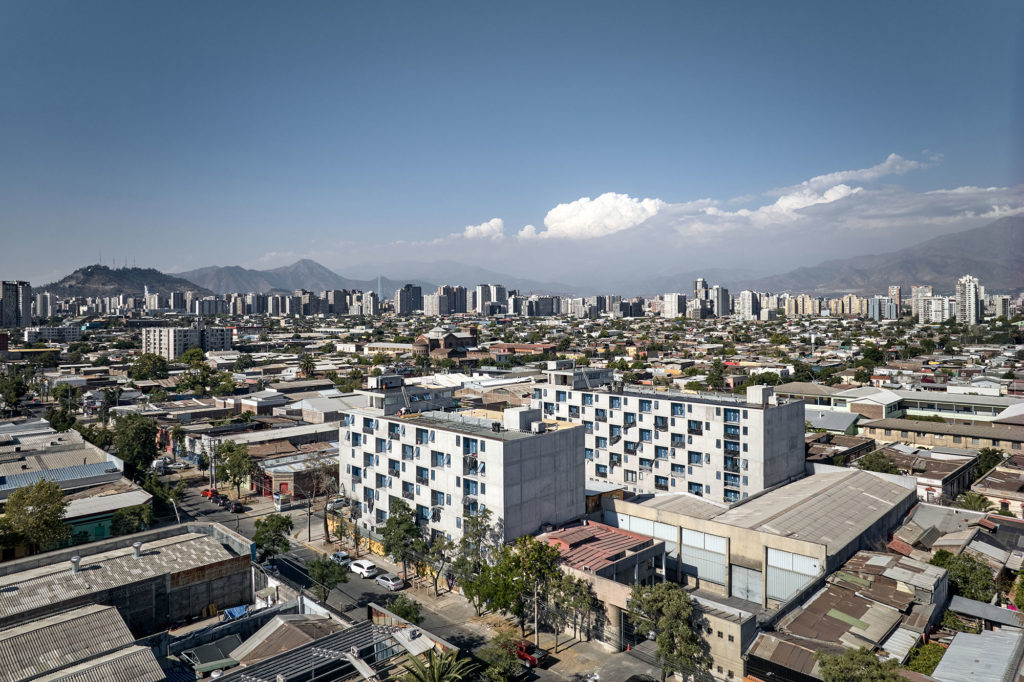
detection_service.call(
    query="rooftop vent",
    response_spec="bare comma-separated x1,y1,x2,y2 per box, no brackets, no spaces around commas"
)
132,541,142,559
531,421,546,434
70,556,81,574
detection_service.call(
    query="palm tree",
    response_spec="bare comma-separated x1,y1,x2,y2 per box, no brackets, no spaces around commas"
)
299,354,316,378
398,648,477,682
954,491,994,512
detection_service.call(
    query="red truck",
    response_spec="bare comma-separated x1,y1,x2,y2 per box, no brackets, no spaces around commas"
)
513,640,550,668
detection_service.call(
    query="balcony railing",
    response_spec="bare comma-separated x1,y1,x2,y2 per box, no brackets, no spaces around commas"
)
431,509,441,522
724,431,741,441
416,475,430,485
655,423,668,432
595,414,607,423
610,434,622,446
687,427,703,436
724,463,740,473
388,467,400,478
402,489,414,500
388,431,401,440
362,425,375,435
595,470,607,478
624,443,638,454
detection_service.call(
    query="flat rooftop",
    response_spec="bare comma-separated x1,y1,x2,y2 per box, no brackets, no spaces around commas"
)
0,533,236,622
624,469,915,551
353,408,582,441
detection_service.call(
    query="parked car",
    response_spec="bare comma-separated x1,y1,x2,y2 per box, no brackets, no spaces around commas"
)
167,461,190,470
227,502,244,513
326,496,347,512
349,559,379,578
513,640,551,668
216,496,233,507
201,489,216,497
331,551,352,567
375,573,405,591
210,494,228,506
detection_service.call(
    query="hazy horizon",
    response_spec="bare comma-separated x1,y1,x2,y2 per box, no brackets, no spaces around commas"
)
3,1,1022,285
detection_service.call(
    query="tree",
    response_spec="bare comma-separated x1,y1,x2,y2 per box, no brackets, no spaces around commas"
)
815,648,901,682
75,423,114,450
233,353,254,371
905,642,946,675
853,366,872,384
196,450,210,479
381,499,422,580
489,536,562,643
217,440,256,498
0,371,28,415
975,447,1005,480
398,648,477,682
4,479,70,552
299,353,316,378
479,623,523,682
180,347,207,369
856,450,899,475
111,504,154,535
418,534,455,597
930,550,995,602
129,353,169,380
307,555,349,601
953,491,994,512
627,582,707,682
253,513,293,563
45,407,77,432
113,413,158,476
388,594,423,624
451,507,504,615
170,425,185,460
554,573,597,642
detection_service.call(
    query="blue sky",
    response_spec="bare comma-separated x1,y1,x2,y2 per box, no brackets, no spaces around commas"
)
1,1,1022,286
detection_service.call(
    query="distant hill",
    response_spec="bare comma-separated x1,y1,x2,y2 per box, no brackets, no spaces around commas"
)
175,259,435,296
738,216,1024,294
41,265,212,298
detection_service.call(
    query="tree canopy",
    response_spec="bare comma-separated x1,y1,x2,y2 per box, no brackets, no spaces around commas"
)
3,479,70,552
380,499,422,580
129,353,169,380
253,513,293,563
856,450,900,475
930,550,995,602
815,647,902,682
113,413,158,475
627,582,707,682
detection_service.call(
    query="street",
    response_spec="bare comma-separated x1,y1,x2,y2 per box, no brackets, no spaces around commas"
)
171,477,658,681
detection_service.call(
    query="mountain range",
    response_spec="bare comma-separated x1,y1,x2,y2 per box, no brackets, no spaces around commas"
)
735,216,1024,295
41,265,213,299
40,217,1023,299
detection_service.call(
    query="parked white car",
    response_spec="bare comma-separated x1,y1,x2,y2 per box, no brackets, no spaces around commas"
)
326,496,347,512
330,551,351,568
349,559,379,578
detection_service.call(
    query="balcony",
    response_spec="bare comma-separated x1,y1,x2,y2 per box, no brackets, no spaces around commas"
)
388,467,400,478
624,442,638,455
431,509,441,522
594,469,607,479
388,431,401,440
724,463,740,473
351,475,361,486
610,434,622,446
655,482,669,491
463,464,480,477
402,451,415,461
402,489,415,500
362,424,375,435
724,431,741,442
609,454,622,467
595,414,607,423
584,425,594,434
671,436,686,447
416,475,430,485
623,422,635,432
655,423,668,432
363,456,375,468
687,427,703,436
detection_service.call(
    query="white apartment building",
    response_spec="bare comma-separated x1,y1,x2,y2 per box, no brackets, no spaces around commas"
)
337,406,585,543
737,290,761,321
955,274,981,325
532,366,806,502
23,326,82,344
662,293,687,318
920,296,953,324
141,325,232,360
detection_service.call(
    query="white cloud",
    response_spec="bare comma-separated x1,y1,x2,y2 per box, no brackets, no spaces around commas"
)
776,152,937,194
462,217,504,240
518,224,538,239
526,192,667,240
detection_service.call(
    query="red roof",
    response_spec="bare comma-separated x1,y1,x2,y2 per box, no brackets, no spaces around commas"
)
541,521,652,572
887,538,914,556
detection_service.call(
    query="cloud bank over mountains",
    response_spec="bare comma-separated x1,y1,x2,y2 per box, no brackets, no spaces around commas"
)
259,153,1023,289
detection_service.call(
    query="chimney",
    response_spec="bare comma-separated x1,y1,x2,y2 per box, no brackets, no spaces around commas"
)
132,541,142,559
70,556,81,574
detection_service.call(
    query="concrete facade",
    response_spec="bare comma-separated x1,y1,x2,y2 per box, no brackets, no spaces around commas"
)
534,371,805,501
338,406,585,543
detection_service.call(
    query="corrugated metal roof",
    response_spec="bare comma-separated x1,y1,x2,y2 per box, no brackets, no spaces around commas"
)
0,604,135,682
931,629,1024,682
880,626,919,662
31,644,164,682
0,462,120,492
948,595,1024,628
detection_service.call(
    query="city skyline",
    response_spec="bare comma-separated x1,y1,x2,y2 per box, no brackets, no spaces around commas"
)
3,1,1022,285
